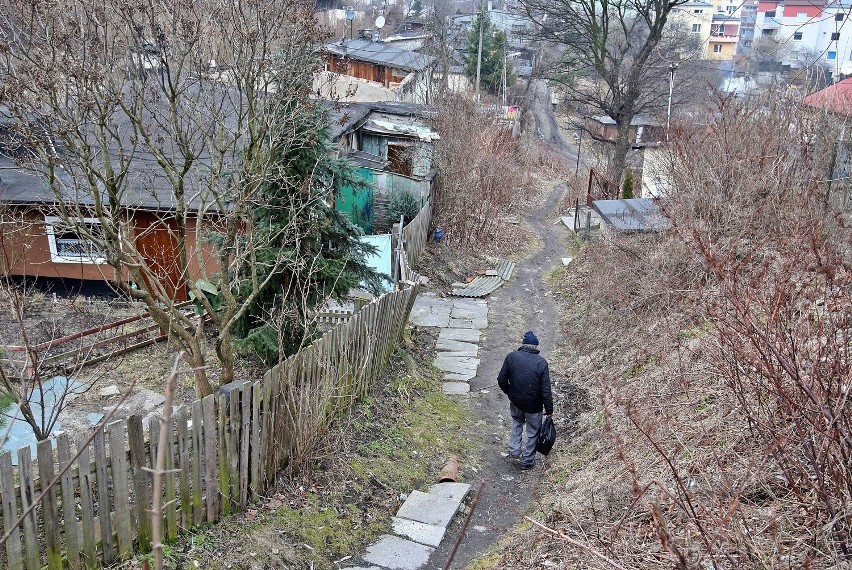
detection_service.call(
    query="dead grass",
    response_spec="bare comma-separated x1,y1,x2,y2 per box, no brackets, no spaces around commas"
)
115,325,477,570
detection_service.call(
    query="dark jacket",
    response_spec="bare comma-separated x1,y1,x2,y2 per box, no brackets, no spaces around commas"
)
497,346,553,415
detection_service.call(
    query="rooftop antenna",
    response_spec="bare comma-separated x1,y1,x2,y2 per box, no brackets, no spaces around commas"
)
374,15,385,42
345,6,355,40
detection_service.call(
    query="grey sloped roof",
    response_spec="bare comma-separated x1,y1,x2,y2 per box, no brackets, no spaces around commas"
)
325,101,436,142
323,39,436,72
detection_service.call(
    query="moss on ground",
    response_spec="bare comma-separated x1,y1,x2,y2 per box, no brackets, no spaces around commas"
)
125,327,475,570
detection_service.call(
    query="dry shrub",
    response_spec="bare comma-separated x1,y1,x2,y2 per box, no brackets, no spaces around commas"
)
507,95,851,569
431,95,537,251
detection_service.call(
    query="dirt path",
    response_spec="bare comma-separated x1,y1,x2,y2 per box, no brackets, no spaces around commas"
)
428,178,570,568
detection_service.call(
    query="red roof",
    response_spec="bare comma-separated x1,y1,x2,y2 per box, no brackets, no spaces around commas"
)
802,78,852,116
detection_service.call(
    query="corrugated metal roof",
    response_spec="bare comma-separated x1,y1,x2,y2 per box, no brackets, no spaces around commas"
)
592,198,671,233
450,259,515,298
324,39,436,72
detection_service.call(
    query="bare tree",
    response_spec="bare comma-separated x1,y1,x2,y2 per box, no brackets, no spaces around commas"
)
0,0,358,396
520,0,690,182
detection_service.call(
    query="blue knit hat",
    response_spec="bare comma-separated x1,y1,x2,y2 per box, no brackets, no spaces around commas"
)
522,330,539,345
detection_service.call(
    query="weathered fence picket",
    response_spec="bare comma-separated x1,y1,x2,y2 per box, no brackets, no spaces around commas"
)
0,203,430,568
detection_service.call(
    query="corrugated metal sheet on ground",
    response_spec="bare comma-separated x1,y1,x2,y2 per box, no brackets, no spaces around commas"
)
450,259,515,298
496,260,515,281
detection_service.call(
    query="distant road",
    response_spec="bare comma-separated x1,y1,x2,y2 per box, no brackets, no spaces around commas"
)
527,78,578,160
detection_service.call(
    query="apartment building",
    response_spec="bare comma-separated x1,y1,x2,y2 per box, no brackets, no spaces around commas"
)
755,0,852,75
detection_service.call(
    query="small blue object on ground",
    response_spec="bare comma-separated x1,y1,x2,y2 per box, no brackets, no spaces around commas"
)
434,228,444,242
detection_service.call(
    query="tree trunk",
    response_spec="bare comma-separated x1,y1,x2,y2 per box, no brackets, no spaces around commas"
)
216,334,235,386
608,117,634,186
187,344,214,398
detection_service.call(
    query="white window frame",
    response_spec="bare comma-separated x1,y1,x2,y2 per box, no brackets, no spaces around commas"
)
713,43,723,53
44,216,108,264
692,23,702,32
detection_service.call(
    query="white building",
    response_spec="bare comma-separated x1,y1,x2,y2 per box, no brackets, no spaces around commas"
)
755,0,852,76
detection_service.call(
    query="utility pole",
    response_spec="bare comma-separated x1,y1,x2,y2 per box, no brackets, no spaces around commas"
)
666,62,678,142
475,3,484,103
575,124,583,176
501,36,507,108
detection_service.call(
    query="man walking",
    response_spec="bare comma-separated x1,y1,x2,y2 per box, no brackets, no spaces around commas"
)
497,330,553,470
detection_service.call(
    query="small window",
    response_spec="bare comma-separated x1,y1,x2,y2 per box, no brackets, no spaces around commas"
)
793,31,803,40
836,13,845,21
727,5,736,13
713,44,723,52
766,10,776,17
717,5,724,11
693,8,703,13
828,51,837,60
692,23,702,32
797,12,807,21
831,32,841,40
718,24,726,34
45,216,107,264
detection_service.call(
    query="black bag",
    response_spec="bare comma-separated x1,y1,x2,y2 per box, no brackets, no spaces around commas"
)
536,416,556,456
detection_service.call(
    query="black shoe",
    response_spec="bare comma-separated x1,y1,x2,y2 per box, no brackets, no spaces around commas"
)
519,463,534,470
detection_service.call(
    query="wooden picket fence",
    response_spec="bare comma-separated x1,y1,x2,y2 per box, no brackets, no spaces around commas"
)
0,281,420,569
402,197,432,270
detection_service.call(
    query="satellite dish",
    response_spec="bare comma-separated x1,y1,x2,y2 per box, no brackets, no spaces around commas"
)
375,15,385,29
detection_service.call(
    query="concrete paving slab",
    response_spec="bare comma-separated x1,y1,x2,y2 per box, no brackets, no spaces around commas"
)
428,482,471,504
444,372,476,381
450,304,488,321
448,318,488,329
433,356,480,374
392,516,446,547
562,257,573,266
396,490,462,528
409,307,451,327
438,328,482,343
342,566,383,570
451,298,487,310
363,535,434,570
435,339,479,355
436,351,480,360
409,294,452,327
442,382,471,395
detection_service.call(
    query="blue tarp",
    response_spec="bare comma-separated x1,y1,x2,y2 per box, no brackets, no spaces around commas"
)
359,234,393,293
1,376,85,463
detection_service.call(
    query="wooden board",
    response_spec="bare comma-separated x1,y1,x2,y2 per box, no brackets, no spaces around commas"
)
127,416,151,553
56,434,80,569
37,440,62,570
17,448,39,570
108,422,133,559
0,451,23,570
175,406,192,528
76,436,97,569
92,429,115,564
190,400,204,526
240,384,251,507
202,395,219,521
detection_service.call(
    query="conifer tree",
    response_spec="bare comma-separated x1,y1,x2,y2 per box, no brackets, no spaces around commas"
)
462,9,514,95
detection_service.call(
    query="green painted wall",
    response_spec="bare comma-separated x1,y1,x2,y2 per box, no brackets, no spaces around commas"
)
335,167,375,233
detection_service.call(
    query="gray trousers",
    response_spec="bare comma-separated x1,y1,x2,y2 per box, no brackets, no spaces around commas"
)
508,402,542,467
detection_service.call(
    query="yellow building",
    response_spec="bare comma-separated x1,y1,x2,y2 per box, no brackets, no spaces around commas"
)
707,13,741,60
671,0,713,56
